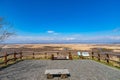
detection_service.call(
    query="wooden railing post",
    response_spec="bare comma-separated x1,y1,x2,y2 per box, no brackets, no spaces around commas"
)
98,53,100,61
91,52,94,59
33,52,35,59
69,52,72,60
57,52,59,57
14,51,17,61
20,51,23,60
81,51,84,59
51,54,54,60
106,53,109,63
4,52,7,65
45,53,47,59
79,51,82,59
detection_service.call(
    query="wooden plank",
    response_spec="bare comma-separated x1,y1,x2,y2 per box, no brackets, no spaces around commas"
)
110,60,120,64
53,57,69,60
7,58,15,62
0,62,4,65
7,53,13,56
45,69,69,75
0,55,5,58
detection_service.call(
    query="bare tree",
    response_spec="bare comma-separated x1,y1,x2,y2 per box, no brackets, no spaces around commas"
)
0,17,15,51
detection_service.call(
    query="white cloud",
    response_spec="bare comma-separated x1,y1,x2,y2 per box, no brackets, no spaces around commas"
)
62,37,76,41
3,33,120,43
47,30,59,35
47,30,55,34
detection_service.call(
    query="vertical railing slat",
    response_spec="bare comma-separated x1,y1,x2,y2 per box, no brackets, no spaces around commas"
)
33,52,35,59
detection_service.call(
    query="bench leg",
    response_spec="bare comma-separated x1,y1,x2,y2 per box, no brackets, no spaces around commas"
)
61,74,68,79
47,74,53,79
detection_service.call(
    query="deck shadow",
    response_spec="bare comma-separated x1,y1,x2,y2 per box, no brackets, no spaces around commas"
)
53,74,71,78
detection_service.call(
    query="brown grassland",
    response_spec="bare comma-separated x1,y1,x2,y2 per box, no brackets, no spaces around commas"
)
1,44,120,51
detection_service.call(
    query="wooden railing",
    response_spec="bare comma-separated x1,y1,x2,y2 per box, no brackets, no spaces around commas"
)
25,51,73,60
0,52,23,65
0,49,120,68
90,52,120,67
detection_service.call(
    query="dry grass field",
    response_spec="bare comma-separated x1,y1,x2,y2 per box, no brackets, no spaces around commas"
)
1,44,120,51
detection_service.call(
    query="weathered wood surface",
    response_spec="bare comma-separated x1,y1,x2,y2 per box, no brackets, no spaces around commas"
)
53,57,69,60
0,60,120,80
45,69,69,75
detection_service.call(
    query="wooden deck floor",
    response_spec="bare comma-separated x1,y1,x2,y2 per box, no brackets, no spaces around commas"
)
0,60,120,80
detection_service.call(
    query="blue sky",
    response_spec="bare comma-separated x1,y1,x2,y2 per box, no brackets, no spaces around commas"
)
0,0,120,43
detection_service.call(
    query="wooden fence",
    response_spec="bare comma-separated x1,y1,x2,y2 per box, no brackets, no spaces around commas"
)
0,52,23,65
90,52,120,67
26,51,73,60
0,49,120,67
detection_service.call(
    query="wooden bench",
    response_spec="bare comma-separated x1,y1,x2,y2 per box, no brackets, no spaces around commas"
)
45,69,70,79
53,57,69,60
53,56,69,60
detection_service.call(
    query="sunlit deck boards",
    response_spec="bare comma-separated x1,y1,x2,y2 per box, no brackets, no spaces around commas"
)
45,69,69,75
